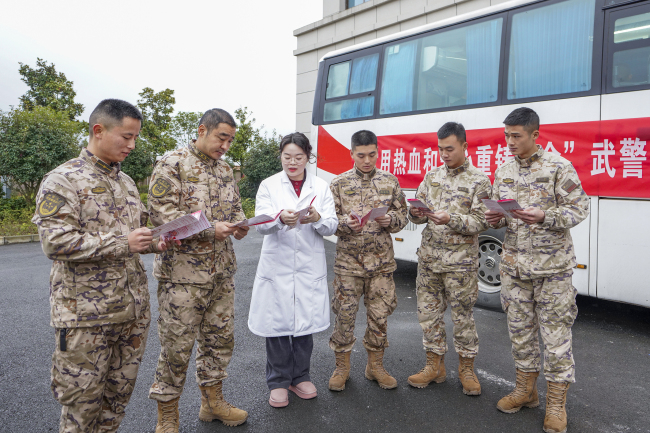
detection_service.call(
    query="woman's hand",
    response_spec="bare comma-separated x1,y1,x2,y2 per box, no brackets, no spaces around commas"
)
280,209,299,226
300,206,320,224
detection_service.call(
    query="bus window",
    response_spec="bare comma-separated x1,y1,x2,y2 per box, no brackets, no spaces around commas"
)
324,53,379,121
612,12,650,88
507,0,596,100
416,19,503,110
380,18,503,115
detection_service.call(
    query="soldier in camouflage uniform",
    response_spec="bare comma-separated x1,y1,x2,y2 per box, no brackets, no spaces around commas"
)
32,99,176,433
406,122,491,396
328,130,408,392
485,108,589,433
148,108,249,432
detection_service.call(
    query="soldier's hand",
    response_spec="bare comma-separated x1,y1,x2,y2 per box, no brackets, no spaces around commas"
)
347,215,362,232
485,210,505,225
430,210,450,225
128,227,154,253
374,214,392,228
234,225,250,240
410,207,424,218
300,206,320,224
214,222,237,241
157,237,181,252
512,207,545,225
280,209,299,226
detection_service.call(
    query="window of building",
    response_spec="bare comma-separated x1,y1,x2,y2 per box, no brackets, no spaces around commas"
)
379,18,504,115
348,0,372,8
611,10,650,89
507,0,596,100
323,53,379,121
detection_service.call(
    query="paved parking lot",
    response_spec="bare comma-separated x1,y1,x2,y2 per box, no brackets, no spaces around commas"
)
1,231,648,432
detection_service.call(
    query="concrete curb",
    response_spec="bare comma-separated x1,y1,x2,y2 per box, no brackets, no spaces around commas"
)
0,234,40,246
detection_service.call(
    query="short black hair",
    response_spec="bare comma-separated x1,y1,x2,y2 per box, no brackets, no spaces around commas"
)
88,99,143,135
437,122,466,143
351,130,377,150
199,108,236,134
280,132,312,156
503,107,540,134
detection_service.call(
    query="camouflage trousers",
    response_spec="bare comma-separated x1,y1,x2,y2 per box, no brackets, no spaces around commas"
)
416,264,479,358
149,278,235,402
329,273,397,353
501,271,578,383
52,310,150,433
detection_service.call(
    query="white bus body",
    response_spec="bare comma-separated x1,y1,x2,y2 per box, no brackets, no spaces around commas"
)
309,0,650,308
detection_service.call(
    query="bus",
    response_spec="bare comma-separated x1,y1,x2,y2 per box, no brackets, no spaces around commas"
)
309,0,650,309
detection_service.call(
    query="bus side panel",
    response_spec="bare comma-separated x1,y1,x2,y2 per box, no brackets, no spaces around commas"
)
597,199,650,308
571,198,592,296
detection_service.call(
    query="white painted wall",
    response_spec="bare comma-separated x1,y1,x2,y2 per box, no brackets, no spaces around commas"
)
294,0,508,135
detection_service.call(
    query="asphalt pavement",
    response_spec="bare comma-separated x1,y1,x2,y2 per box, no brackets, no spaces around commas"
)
0,231,649,433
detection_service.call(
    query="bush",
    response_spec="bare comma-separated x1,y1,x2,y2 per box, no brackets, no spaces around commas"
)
241,198,255,219
0,197,31,211
0,207,37,236
239,134,282,199
140,193,148,207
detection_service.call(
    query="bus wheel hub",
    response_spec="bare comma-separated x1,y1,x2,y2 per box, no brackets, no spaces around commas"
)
485,257,496,269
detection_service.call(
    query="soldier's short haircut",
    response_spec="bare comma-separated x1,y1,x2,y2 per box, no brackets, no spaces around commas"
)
503,107,540,134
199,108,236,134
437,122,466,144
351,130,377,150
280,132,313,156
88,99,143,135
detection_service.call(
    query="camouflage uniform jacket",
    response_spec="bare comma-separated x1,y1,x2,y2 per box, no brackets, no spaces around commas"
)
491,145,589,279
149,141,245,285
32,148,155,328
330,167,408,277
409,159,491,272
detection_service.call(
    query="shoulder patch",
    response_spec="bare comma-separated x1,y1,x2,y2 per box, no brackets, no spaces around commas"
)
38,192,66,218
430,182,440,187
503,178,514,184
458,186,469,193
187,176,199,183
344,190,356,195
150,177,172,198
91,186,107,194
536,177,549,183
562,179,577,193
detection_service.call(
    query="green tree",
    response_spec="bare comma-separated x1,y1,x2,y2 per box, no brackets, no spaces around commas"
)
18,58,84,122
238,132,282,199
170,111,202,147
0,107,81,205
137,87,177,155
226,107,262,169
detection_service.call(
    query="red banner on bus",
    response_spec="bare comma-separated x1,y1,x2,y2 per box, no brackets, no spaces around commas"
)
317,119,650,198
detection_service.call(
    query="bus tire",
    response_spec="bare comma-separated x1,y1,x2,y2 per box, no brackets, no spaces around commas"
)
476,228,506,312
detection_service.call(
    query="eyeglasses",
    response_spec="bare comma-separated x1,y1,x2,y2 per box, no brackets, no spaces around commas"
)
281,154,307,163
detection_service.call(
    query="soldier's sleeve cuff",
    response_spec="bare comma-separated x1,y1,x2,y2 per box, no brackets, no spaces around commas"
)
447,213,463,231
116,236,131,258
539,210,556,229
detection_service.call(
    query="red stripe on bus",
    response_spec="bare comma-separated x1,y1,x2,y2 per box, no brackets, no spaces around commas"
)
317,119,650,198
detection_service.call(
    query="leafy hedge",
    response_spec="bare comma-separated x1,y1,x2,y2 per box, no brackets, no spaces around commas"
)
241,198,255,219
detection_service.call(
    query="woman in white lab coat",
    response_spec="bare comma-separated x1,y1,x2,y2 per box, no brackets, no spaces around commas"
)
248,132,338,408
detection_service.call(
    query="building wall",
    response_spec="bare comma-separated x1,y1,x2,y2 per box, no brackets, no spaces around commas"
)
294,0,510,135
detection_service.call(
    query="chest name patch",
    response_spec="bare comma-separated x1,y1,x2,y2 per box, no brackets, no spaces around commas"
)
38,192,66,218
222,176,232,183
503,178,514,184
536,177,549,183
430,182,440,187
458,187,469,193
379,189,390,195
344,190,356,195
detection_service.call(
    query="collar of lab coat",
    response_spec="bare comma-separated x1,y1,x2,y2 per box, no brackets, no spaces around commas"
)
280,169,314,208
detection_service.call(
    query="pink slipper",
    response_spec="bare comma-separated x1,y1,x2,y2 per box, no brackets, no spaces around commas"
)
289,381,317,399
269,388,289,408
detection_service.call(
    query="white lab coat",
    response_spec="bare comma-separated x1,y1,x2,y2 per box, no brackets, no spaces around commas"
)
248,170,338,337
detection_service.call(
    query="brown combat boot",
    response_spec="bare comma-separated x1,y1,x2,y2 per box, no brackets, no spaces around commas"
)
364,349,397,389
407,352,446,388
543,381,570,433
328,351,351,391
458,355,481,396
497,369,540,413
155,397,179,433
198,382,248,427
